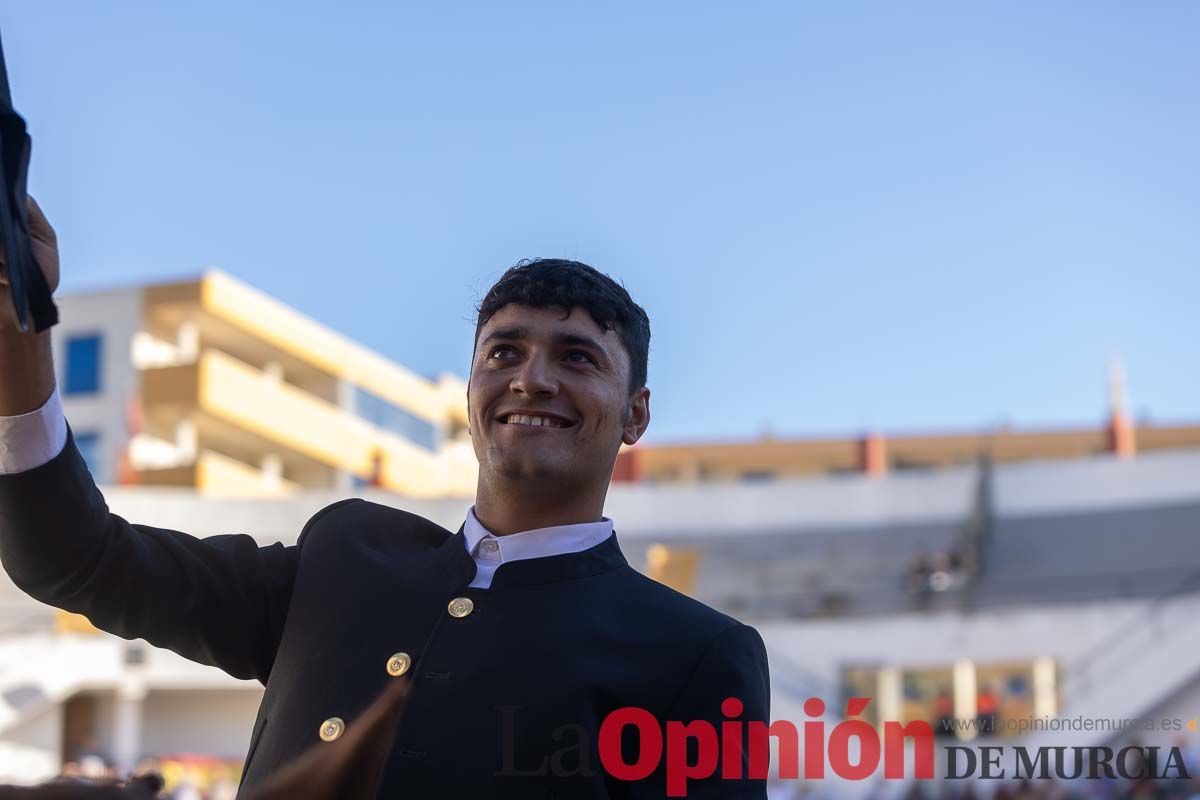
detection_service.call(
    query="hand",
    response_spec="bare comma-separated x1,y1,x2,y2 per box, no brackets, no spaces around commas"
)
0,195,60,331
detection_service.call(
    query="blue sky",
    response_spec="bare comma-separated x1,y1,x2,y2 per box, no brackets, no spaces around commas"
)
4,2,1197,443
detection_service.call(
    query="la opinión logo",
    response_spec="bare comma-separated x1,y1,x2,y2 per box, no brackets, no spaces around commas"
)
599,698,935,796
498,697,936,797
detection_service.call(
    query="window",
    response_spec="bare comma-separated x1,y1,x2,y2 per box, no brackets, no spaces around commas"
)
352,386,437,451
64,335,103,395
73,431,104,483
893,458,934,472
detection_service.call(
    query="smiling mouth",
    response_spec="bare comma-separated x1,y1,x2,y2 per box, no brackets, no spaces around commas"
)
502,424,568,434
497,413,575,429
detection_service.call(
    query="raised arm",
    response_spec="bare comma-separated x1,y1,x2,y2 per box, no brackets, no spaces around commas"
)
0,197,327,683
0,424,329,681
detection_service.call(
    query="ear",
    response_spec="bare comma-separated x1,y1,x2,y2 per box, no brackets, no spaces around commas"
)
621,387,651,446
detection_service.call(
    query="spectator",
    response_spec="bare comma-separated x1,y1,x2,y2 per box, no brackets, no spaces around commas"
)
906,551,933,607
976,682,1000,735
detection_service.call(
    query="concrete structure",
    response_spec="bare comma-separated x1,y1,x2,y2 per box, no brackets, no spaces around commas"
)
11,272,1197,795
52,271,477,497
1,446,1197,793
617,364,1199,483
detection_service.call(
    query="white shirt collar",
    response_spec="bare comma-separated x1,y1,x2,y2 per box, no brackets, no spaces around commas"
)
462,504,614,589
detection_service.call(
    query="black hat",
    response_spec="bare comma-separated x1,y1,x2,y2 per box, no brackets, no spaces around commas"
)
0,28,57,333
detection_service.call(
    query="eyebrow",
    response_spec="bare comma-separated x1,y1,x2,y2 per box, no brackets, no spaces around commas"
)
480,326,609,358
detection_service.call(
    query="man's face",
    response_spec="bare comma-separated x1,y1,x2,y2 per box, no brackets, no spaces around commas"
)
467,303,649,490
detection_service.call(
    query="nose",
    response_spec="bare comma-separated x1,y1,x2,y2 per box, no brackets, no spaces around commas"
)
510,351,558,399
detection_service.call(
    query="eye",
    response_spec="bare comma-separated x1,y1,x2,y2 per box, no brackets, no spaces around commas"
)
567,350,595,364
487,345,594,365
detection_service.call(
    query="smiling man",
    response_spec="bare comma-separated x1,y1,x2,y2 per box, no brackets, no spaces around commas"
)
0,205,771,798
470,292,643,537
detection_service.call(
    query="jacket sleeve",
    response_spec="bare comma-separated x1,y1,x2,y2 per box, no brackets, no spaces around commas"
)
634,622,772,798
0,423,355,684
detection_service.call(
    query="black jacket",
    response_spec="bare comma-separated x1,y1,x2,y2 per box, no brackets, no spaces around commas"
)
0,426,771,798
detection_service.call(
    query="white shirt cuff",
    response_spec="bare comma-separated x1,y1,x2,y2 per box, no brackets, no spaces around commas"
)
0,384,69,474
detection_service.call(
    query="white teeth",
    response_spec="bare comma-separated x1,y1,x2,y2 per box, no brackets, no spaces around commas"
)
506,414,565,428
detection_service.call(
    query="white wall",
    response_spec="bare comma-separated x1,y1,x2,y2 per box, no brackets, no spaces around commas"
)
53,286,144,486
759,594,1200,705
994,448,1200,516
140,689,263,760
0,703,60,784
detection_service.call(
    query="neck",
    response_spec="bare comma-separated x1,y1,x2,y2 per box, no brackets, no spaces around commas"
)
473,480,607,536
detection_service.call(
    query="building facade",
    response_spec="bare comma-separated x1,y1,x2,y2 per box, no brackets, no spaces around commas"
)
615,394,1200,485
12,270,1198,796
3,447,1200,793
52,271,478,498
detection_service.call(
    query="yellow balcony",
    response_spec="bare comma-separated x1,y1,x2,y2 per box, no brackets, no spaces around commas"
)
141,349,477,497
196,450,301,497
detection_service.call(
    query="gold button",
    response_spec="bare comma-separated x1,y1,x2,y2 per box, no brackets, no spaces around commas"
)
447,597,474,618
386,652,412,677
319,717,345,742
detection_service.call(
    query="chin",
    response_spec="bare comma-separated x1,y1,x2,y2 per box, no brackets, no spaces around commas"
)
492,458,573,483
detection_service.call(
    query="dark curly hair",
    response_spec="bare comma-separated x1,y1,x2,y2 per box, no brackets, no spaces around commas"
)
473,258,651,399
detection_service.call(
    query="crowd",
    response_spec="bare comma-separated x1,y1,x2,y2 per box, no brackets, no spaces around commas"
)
53,755,236,800
766,774,1200,800
934,773,1200,800
905,548,971,607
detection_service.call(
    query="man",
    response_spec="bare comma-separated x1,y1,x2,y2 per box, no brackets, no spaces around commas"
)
0,199,771,797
